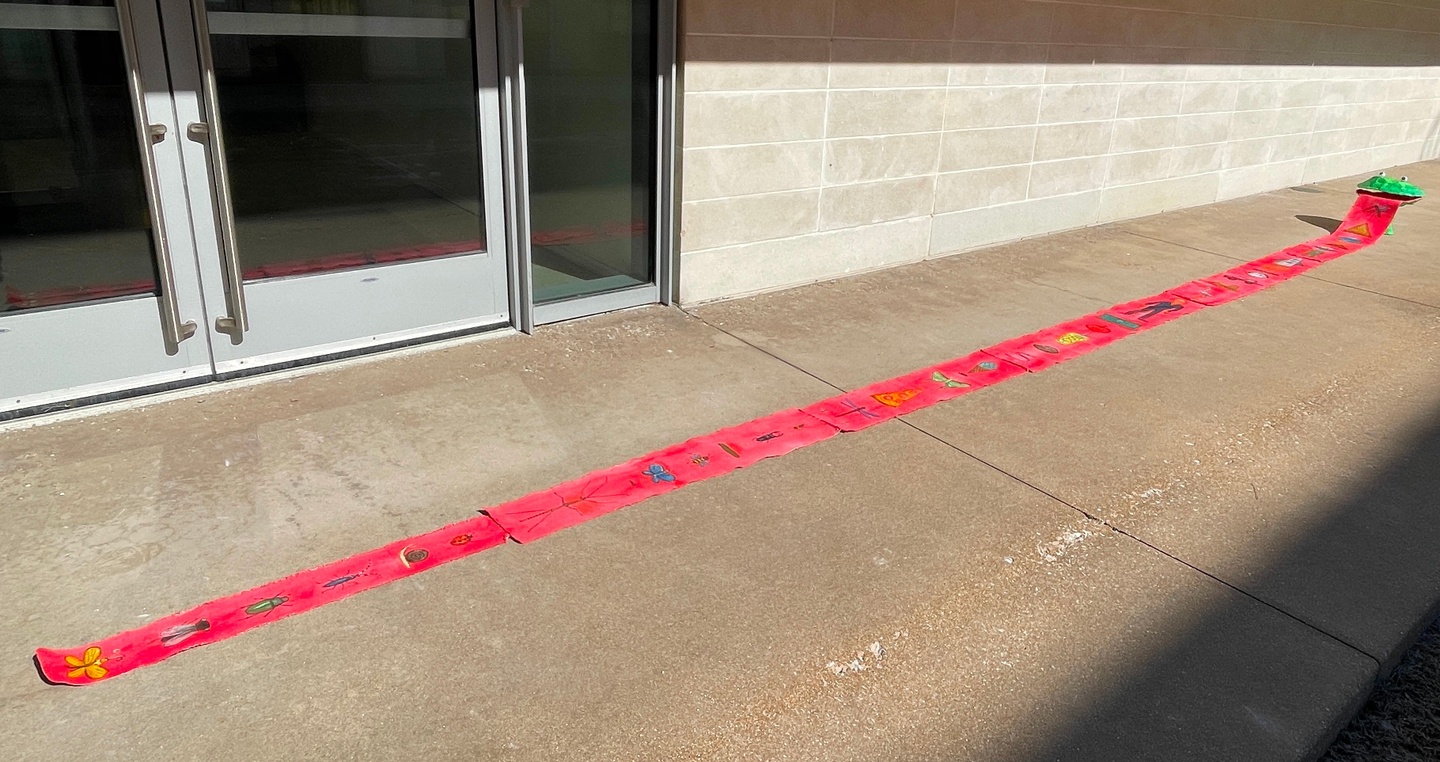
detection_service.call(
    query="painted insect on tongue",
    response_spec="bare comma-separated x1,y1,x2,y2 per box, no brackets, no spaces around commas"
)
872,389,921,408
159,619,211,647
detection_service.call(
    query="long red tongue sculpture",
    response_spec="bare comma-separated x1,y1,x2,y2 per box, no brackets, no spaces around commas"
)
35,178,1423,685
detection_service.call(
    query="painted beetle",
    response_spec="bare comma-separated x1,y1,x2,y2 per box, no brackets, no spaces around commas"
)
244,595,289,616
321,574,362,590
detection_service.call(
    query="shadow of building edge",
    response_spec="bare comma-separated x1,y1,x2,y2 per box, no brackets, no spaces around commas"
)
1013,400,1440,761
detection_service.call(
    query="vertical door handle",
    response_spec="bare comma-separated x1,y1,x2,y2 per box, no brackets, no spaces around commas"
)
186,0,248,339
115,0,197,349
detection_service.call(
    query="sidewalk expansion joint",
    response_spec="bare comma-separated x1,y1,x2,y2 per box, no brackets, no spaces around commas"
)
678,308,851,398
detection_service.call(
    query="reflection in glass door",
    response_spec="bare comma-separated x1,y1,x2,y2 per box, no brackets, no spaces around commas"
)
165,0,509,372
519,0,656,307
206,0,487,279
1,0,210,415
0,2,156,309
3,0,511,414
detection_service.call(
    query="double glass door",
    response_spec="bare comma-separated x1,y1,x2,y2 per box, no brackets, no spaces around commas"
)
0,0,667,417
1,0,510,414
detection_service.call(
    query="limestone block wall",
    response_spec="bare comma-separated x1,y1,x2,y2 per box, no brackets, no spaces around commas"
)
677,0,1440,303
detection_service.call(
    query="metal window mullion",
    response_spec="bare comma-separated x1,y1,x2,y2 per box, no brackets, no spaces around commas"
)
497,0,535,334
654,0,679,306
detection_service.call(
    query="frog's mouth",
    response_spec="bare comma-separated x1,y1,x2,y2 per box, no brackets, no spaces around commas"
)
1356,173,1425,201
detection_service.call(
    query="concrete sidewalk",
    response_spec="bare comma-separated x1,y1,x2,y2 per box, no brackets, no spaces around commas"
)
3,162,1439,761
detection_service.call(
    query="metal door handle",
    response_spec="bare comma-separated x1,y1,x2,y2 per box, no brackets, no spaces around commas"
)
187,0,248,338
115,0,197,349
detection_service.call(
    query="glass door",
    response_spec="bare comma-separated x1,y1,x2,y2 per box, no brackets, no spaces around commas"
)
159,0,510,374
509,0,661,322
0,0,211,416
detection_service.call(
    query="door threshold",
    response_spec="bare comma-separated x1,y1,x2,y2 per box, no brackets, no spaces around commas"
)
534,284,660,325
0,322,517,432
0,373,213,426
212,316,511,380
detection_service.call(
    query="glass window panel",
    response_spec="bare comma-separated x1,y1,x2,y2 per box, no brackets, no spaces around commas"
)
0,2,160,312
205,0,485,280
524,0,655,304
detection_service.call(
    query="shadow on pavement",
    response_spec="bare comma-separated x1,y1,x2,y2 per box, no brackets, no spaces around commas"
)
1026,404,1440,761
1322,614,1440,761
1297,215,1343,233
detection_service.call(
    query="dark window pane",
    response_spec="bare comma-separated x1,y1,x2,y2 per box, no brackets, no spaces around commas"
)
525,0,655,304
206,0,485,280
0,16,160,312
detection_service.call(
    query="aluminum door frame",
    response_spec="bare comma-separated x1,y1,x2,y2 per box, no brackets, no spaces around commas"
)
157,0,514,377
655,0,680,307
0,0,215,419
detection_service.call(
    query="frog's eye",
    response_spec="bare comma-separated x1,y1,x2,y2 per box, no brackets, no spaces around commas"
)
1400,176,1409,181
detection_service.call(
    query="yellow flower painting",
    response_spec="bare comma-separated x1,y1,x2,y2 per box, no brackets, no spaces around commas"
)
64,647,108,680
